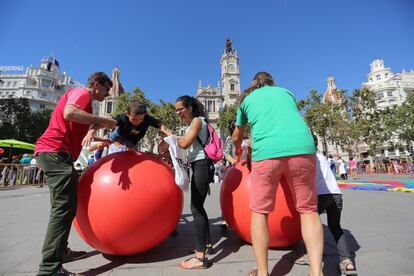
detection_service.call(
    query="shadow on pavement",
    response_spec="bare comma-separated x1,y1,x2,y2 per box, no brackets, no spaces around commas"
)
269,225,360,276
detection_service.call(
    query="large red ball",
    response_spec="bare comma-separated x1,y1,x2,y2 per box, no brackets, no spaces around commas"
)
73,151,183,255
220,162,302,247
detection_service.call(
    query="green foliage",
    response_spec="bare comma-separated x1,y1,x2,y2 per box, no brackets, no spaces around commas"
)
217,104,237,135
394,90,414,150
348,88,391,156
299,87,403,159
0,98,52,143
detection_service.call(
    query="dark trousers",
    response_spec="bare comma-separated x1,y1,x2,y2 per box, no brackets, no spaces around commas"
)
190,159,213,252
318,194,352,261
37,152,79,275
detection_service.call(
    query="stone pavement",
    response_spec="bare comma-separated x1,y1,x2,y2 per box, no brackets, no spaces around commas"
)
1,174,413,276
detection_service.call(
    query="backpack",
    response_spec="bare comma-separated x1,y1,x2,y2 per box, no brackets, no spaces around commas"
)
197,121,224,163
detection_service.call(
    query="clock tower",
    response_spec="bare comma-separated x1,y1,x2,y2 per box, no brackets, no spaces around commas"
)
220,38,240,107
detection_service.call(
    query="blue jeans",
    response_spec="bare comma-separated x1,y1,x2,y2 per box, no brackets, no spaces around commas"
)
108,128,134,148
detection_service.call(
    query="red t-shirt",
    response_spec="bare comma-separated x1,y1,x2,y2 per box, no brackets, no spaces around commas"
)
35,88,92,159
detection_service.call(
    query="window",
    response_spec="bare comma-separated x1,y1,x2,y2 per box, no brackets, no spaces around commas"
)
7,81,11,87
230,83,235,91
39,104,46,109
13,81,17,87
207,101,212,112
41,92,47,98
387,91,393,97
369,77,372,82
42,79,51,88
385,73,389,78
106,102,113,114
376,75,381,80
377,92,384,99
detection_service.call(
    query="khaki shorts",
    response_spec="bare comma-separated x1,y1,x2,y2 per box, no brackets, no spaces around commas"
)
249,154,317,214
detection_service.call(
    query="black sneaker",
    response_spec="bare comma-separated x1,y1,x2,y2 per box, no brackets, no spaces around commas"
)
62,248,87,263
57,266,84,276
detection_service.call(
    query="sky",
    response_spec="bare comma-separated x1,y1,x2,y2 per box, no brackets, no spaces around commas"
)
1,0,413,104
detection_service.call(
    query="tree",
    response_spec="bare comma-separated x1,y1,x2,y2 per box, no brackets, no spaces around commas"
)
217,103,237,136
298,90,332,154
0,98,52,143
29,109,53,143
348,88,391,160
394,90,414,155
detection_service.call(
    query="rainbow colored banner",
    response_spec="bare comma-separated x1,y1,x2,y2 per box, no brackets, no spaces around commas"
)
337,180,414,193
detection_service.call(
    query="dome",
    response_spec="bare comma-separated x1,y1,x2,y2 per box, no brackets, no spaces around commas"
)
41,56,60,68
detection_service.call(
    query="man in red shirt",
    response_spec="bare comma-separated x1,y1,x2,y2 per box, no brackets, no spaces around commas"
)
35,72,117,276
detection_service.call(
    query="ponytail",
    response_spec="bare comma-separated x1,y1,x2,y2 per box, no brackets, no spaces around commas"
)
237,71,275,106
176,95,208,122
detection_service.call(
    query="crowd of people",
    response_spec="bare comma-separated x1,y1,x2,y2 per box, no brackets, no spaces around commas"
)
326,155,413,180
0,154,44,186
5,67,414,275
21,70,360,276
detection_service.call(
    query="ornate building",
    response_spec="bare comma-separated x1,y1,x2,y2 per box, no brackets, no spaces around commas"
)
362,59,414,109
97,66,125,117
321,60,414,160
196,38,241,126
322,76,341,104
363,59,414,158
0,56,82,110
318,76,349,159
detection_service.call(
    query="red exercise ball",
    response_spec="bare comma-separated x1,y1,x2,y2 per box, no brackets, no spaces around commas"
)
220,161,302,247
73,151,183,255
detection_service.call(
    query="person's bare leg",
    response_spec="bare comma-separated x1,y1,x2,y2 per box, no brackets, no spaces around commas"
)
300,212,324,276
251,211,269,276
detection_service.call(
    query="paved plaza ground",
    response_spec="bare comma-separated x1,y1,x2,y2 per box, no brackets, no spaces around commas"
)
1,173,413,275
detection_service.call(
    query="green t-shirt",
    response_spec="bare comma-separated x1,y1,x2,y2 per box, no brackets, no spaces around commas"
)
236,86,315,161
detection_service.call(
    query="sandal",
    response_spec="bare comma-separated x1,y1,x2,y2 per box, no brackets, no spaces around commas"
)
340,259,358,276
179,256,210,269
187,244,214,255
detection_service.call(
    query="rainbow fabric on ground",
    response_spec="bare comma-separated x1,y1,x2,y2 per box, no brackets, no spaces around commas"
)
337,179,414,193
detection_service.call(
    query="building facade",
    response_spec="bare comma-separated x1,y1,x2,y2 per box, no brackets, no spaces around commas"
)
362,59,414,159
97,66,125,118
196,38,241,127
0,56,82,110
321,60,414,160
362,59,414,110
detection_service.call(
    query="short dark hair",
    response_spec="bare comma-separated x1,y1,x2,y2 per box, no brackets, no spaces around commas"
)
87,72,113,88
127,101,147,115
